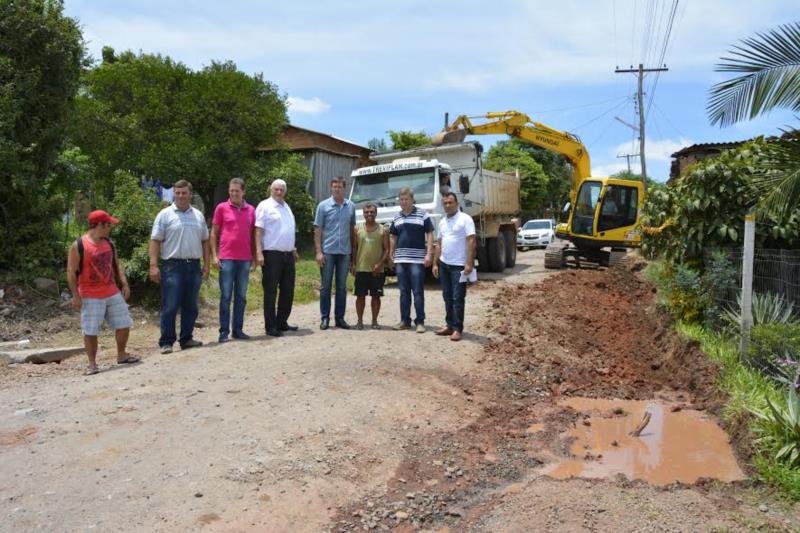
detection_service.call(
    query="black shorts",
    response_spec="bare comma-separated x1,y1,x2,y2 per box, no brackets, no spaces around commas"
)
354,272,385,297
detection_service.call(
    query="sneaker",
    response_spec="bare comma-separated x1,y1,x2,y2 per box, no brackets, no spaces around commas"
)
392,322,411,331
160,345,173,354
180,339,203,350
218,334,230,343
416,324,426,334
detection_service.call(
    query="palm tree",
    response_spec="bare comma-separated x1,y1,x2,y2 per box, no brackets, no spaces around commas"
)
707,22,800,216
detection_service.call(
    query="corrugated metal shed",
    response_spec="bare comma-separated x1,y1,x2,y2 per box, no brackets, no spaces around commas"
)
298,149,363,201
263,125,373,202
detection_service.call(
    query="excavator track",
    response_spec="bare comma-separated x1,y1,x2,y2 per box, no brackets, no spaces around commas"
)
544,242,567,269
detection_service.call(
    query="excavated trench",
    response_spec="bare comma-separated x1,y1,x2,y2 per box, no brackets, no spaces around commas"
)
330,259,748,532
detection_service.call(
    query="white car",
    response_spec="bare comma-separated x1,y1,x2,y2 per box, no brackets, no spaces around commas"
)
517,219,555,250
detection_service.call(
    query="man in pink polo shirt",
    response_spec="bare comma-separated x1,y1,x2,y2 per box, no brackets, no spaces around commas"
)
210,178,256,342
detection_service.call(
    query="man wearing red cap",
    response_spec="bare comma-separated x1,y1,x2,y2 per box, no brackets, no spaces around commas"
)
66,210,140,375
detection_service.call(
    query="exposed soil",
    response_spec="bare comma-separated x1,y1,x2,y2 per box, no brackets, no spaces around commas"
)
1,250,798,532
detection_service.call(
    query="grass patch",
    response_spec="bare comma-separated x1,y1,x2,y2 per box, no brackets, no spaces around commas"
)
199,248,354,310
676,322,800,499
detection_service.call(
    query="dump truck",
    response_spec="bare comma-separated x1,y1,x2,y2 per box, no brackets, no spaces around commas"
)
348,141,520,272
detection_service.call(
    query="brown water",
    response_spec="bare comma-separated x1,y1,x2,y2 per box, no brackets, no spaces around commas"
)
542,397,745,485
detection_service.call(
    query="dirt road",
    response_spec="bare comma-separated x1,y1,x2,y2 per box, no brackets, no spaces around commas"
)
1,250,798,532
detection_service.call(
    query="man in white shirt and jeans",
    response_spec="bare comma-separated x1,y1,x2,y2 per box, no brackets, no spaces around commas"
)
432,192,476,341
255,179,299,337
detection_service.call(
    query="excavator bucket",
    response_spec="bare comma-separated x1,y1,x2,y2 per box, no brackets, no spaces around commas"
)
431,129,467,146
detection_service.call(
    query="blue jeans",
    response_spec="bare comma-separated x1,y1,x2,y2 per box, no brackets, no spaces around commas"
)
439,262,467,332
395,262,426,325
320,253,350,321
218,259,251,337
159,259,201,347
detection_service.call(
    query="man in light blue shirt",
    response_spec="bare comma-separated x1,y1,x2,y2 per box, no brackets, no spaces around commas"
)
314,176,356,330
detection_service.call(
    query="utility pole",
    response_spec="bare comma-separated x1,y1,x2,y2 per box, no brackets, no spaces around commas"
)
616,153,639,173
615,63,668,193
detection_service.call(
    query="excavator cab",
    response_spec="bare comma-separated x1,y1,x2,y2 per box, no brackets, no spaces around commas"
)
556,177,643,263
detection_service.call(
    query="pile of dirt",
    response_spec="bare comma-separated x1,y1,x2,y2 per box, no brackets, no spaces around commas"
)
0,282,76,343
484,259,720,407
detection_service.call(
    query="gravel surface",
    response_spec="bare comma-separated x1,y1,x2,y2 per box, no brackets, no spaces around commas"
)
1,249,798,532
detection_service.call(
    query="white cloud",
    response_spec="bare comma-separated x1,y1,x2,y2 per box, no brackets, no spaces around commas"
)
593,137,692,177
287,96,331,115
72,1,798,94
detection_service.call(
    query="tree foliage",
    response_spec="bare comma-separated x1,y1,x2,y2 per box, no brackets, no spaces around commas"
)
0,0,84,270
484,140,551,214
708,22,800,127
642,140,800,262
70,49,287,210
387,130,430,151
707,22,800,220
367,137,388,153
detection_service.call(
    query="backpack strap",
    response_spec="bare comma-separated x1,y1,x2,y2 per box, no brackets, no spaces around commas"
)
75,237,84,276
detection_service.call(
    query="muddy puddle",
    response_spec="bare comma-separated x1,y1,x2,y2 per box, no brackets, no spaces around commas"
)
542,397,745,485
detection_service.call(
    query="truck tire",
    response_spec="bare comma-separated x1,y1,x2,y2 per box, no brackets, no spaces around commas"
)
487,236,506,272
503,229,517,268
477,242,490,272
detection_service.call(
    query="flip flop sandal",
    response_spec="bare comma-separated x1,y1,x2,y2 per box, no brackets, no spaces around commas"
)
355,324,364,330
371,324,381,330
117,356,141,365
84,367,100,376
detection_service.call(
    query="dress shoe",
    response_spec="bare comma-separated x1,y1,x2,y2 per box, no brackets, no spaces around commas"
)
450,330,462,342
278,324,299,331
266,329,283,337
335,319,351,330
180,339,203,349
218,334,230,343
435,327,454,336
232,332,251,340
320,318,330,330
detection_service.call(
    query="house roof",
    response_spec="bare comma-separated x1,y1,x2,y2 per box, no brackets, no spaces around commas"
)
283,124,369,151
670,141,747,158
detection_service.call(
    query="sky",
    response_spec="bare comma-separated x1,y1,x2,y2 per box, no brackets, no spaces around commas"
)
63,0,799,183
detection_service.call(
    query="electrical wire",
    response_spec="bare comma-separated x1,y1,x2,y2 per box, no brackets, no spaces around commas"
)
570,97,633,133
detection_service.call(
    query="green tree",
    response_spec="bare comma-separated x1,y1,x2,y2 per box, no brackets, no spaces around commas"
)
367,137,388,152
70,50,287,211
0,0,85,271
388,130,430,151
484,140,549,213
707,21,800,217
501,141,572,216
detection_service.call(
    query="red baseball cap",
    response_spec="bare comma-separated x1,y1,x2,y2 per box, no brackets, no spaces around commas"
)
87,210,119,225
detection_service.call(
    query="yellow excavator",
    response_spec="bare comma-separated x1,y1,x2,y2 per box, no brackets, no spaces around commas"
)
432,111,645,268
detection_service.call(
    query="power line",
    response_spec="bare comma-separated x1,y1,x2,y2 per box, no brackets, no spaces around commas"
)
570,97,632,133
529,95,630,115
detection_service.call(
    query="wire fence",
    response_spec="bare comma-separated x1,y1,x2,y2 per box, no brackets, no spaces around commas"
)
704,248,800,323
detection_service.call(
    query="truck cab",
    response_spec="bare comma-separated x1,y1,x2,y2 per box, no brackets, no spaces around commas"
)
349,159,453,233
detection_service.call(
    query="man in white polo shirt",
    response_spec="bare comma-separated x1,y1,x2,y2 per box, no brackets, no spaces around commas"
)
432,192,476,341
255,179,299,337
149,179,210,353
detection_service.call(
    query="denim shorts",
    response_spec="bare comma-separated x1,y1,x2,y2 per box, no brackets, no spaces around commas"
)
81,292,133,336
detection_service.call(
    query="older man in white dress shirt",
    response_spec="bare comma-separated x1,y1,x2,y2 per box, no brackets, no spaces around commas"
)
255,179,299,337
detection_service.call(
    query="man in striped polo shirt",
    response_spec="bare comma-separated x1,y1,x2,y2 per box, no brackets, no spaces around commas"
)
389,187,434,333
